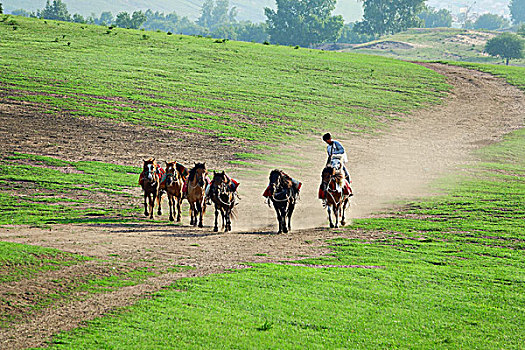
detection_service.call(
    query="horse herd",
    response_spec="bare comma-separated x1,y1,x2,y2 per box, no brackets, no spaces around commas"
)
139,158,352,233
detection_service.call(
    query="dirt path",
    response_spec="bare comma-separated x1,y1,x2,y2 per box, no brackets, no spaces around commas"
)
0,64,524,349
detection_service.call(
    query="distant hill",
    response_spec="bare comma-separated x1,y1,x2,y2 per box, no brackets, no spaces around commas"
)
3,0,363,22
327,28,525,67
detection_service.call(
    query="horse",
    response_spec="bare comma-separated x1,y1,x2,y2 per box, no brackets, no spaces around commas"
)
187,162,207,227
160,161,187,222
320,165,350,228
139,158,163,219
209,171,237,232
267,169,298,234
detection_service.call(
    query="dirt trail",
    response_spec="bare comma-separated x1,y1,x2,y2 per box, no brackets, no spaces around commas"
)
0,64,524,349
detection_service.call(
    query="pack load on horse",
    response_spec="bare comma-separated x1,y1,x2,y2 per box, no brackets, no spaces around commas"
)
139,158,165,219
185,162,209,227
263,170,301,234
208,171,240,232
159,161,188,222
318,154,352,200
320,160,351,228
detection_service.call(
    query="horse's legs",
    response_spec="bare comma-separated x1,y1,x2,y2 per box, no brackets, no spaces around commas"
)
176,196,182,222
225,208,231,232
274,206,283,234
196,201,204,228
214,205,219,232
279,205,288,234
327,205,334,228
334,204,340,228
143,192,149,217
341,199,348,226
149,192,156,219
287,202,295,232
157,190,163,216
189,202,195,226
168,194,174,222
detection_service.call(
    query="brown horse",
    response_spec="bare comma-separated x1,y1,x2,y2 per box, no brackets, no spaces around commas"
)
209,171,237,232
139,158,163,219
267,170,298,234
320,166,350,228
187,162,207,227
160,161,187,222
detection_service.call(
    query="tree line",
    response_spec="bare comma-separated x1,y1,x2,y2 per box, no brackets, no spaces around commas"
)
4,0,525,50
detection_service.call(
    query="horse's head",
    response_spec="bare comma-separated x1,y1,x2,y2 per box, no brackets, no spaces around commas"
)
269,169,292,193
321,166,336,191
191,162,207,187
143,158,156,182
165,161,176,175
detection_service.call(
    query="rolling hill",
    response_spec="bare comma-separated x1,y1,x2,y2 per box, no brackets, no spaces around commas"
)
331,27,525,66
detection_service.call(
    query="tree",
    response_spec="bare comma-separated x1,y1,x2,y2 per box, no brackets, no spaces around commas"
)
355,0,425,36
485,33,524,65
473,13,508,30
115,11,146,29
197,0,237,30
265,0,344,47
72,13,85,23
418,7,452,28
40,0,72,22
509,0,525,24
0,2,3,14
98,11,114,26
518,23,525,37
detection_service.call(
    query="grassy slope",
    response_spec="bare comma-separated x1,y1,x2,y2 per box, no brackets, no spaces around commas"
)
0,16,448,144
44,125,525,348
346,28,525,67
0,153,141,226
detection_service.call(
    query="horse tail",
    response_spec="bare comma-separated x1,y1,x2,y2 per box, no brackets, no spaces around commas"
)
229,206,238,221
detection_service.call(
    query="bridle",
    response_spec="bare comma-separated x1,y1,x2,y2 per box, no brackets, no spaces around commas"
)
322,171,343,206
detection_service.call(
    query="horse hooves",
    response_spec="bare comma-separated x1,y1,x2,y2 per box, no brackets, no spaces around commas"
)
213,227,219,232
198,223,203,228
177,218,181,223
341,221,346,226
169,217,174,222
329,223,334,228
157,211,162,215
144,212,149,217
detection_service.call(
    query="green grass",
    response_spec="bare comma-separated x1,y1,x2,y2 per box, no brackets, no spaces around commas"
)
0,241,89,283
41,125,525,349
0,153,141,226
0,15,449,144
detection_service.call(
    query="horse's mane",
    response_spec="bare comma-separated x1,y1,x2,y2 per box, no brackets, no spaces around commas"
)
323,166,343,185
189,163,206,182
270,169,292,189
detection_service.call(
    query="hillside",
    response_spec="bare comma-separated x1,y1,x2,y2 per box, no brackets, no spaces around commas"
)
2,0,363,22
333,28,525,66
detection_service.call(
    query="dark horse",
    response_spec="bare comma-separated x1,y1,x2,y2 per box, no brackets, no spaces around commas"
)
187,162,207,227
209,171,237,232
321,166,350,228
267,170,298,234
139,158,163,219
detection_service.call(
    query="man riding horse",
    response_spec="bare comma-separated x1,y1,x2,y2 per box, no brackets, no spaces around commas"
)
319,133,353,201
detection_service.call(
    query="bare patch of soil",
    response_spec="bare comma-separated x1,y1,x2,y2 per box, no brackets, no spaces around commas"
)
357,40,415,50
0,64,524,349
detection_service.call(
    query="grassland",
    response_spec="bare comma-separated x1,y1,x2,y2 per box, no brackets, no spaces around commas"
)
40,68,525,349
343,28,525,67
0,153,141,226
0,15,449,144
43,131,525,348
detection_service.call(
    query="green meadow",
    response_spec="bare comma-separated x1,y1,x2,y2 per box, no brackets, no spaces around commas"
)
0,15,449,143
40,70,525,348
0,153,141,226
0,15,524,348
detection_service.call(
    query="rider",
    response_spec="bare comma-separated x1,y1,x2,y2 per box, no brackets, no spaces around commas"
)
320,133,353,199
